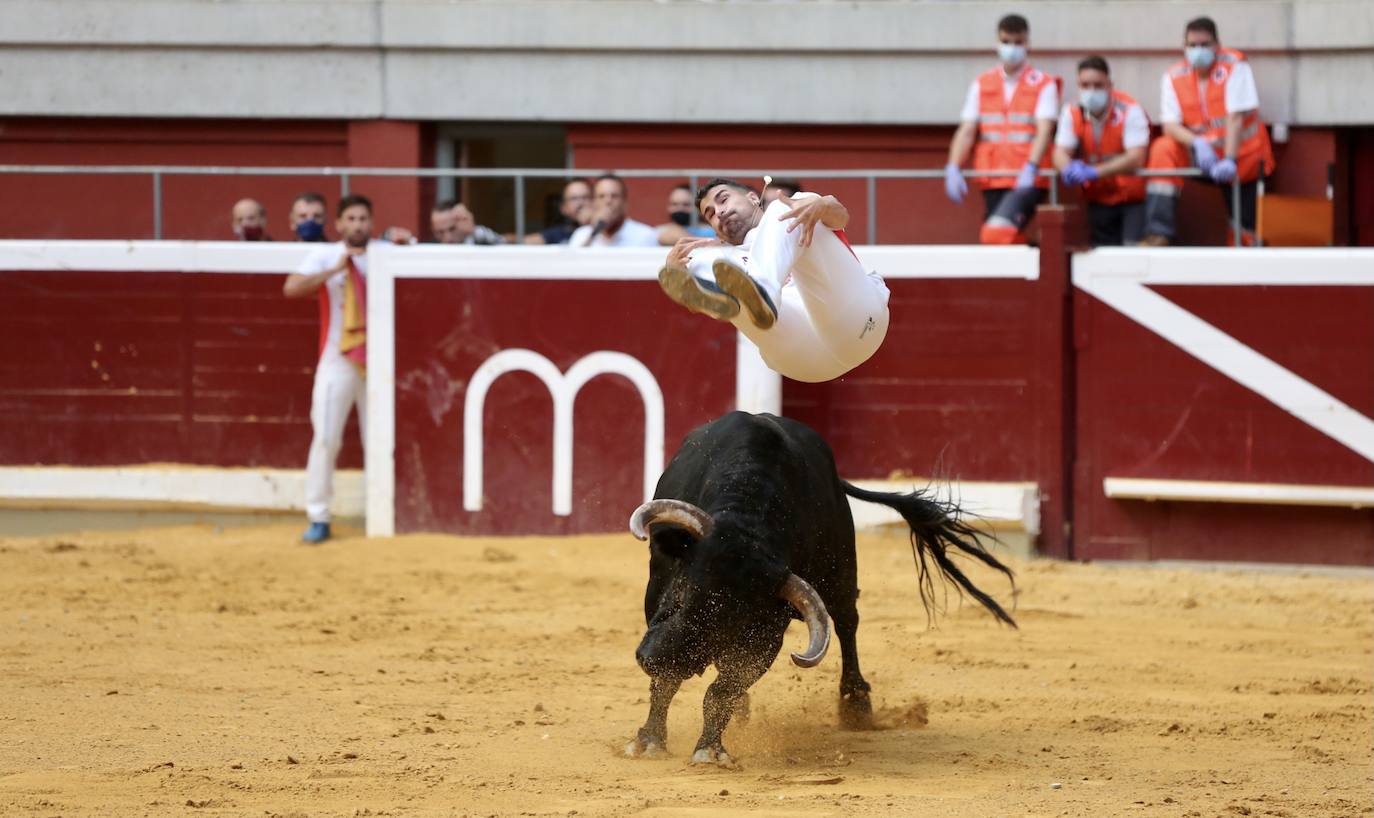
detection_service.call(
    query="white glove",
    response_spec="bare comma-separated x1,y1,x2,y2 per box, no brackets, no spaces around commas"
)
943,163,967,204
1191,139,1218,173
1014,162,1038,189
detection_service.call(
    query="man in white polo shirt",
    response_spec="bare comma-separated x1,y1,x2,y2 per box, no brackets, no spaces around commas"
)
570,174,660,248
282,194,375,544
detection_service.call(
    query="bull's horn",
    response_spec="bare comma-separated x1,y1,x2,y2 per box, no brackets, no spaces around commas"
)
628,499,714,541
778,574,831,668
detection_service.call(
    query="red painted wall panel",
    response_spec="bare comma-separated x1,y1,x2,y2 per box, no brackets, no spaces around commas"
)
1072,284,1374,564
0,269,360,469
392,278,735,535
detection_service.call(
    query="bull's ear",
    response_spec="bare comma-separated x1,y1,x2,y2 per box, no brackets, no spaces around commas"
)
628,499,714,541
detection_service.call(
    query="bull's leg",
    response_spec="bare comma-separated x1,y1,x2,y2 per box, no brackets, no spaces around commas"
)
832,601,874,730
690,655,772,769
624,676,682,758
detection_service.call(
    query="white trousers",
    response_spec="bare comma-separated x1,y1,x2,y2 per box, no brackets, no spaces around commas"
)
692,199,890,383
305,354,366,523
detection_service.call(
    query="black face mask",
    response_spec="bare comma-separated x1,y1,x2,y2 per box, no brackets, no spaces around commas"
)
669,211,692,227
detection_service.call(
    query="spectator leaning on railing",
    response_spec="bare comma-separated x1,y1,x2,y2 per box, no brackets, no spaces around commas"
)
524,178,594,245
430,199,504,245
1052,56,1150,246
1140,16,1276,247
944,13,1060,245
570,174,660,247
231,198,270,241
281,194,380,545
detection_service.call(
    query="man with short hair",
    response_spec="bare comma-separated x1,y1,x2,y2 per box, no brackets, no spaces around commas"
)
282,194,377,544
1052,56,1150,246
943,13,1060,244
524,178,594,245
231,198,270,241
288,192,329,242
431,199,504,245
1139,16,1275,246
569,174,659,247
657,179,889,383
657,183,715,245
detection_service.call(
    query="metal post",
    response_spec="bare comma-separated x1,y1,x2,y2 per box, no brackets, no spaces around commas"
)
1231,175,1242,247
514,173,526,239
340,172,350,197
1256,160,1266,247
152,171,163,240
1048,170,1059,206
689,174,699,227
865,174,877,245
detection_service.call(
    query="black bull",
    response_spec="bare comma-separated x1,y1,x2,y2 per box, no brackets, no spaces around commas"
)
624,412,1016,767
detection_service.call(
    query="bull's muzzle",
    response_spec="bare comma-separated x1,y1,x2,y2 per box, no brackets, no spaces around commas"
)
778,574,830,668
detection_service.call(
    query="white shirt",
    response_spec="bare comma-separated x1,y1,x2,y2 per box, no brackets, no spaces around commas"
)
298,241,370,361
1159,59,1259,124
960,66,1060,122
1055,99,1151,152
569,218,659,248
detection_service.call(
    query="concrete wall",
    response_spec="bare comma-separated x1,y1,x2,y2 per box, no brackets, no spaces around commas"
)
2,0,1371,126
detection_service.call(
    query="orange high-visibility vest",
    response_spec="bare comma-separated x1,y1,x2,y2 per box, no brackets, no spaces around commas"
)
973,65,1060,190
1167,46,1276,176
1068,89,1148,205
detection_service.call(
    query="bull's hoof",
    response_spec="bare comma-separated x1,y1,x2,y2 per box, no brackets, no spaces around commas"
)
623,732,668,759
839,689,876,731
690,746,740,770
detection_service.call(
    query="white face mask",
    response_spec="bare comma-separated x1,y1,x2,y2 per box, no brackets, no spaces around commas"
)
998,43,1027,68
1079,88,1109,114
1185,45,1215,69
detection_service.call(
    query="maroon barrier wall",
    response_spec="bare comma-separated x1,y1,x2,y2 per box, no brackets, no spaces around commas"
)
391,279,736,535
1071,283,1374,565
0,270,361,469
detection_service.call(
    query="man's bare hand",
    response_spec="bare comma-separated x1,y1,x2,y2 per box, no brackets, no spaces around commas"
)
777,194,843,247
665,237,719,269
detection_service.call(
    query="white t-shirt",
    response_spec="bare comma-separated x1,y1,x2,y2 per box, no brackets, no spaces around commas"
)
569,218,659,248
1055,100,1151,152
1159,60,1259,124
298,241,371,361
960,66,1060,122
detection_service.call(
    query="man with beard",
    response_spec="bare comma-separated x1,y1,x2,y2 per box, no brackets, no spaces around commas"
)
658,178,890,383
282,194,376,544
569,174,659,247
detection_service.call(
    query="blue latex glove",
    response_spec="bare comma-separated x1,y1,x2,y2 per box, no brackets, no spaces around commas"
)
1210,157,1237,184
1191,139,1218,172
1015,161,1039,189
1061,159,1099,187
943,163,967,204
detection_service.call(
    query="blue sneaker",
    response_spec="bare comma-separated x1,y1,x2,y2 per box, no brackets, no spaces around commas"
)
301,522,331,544
712,259,777,330
658,265,740,322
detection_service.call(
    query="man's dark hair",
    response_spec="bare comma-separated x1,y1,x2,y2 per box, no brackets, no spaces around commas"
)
563,177,591,194
695,178,755,209
672,183,693,195
1185,16,1218,41
997,14,1029,35
595,173,627,197
292,191,326,208
336,194,373,217
764,178,803,197
1077,55,1111,75
433,198,460,212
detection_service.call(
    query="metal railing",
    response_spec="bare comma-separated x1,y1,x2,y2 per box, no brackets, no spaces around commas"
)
0,164,1243,246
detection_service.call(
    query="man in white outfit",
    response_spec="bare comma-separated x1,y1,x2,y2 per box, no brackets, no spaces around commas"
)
658,178,889,383
282,194,375,544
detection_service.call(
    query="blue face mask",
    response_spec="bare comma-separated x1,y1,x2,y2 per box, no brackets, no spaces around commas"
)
1186,46,1215,69
295,219,325,242
1079,88,1110,114
998,43,1026,68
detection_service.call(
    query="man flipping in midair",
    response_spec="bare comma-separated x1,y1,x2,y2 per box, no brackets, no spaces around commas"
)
658,178,890,383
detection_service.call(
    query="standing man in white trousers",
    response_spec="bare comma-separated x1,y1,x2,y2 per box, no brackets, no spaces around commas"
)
658,178,889,384
282,194,376,544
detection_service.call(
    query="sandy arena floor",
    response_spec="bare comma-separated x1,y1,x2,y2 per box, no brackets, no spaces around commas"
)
1,523,1370,818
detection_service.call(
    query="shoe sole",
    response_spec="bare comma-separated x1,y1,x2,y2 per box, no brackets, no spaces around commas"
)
712,259,776,330
658,265,740,322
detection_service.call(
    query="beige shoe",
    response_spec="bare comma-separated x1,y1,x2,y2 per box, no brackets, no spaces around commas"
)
658,265,740,322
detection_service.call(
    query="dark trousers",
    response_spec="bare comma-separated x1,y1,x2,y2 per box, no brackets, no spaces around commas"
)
1087,201,1147,246
982,188,1047,225
1144,178,1260,242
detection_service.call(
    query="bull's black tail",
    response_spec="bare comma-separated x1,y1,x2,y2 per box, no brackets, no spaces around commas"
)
842,481,1017,628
